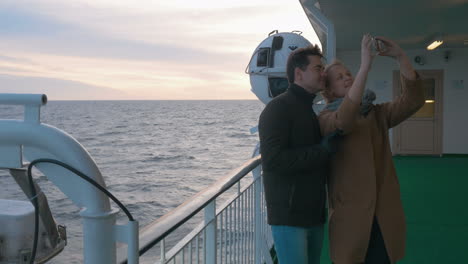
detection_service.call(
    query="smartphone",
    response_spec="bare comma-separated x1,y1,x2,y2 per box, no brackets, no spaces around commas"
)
371,37,385,54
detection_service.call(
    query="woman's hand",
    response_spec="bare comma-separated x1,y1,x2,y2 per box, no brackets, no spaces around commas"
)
376,36,417,80
361,34,374,71
348,34,374,104
375,36,404,59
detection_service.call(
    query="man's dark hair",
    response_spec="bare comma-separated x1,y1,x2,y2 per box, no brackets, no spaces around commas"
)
286,45,323,83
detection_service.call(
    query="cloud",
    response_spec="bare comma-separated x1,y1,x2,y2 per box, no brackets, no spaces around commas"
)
0,53,257,100
0,65,41,74
0,74,130,100
0,55,36,64
0,6,260,66
0,0,320,99
0,6,72,36
0,0,317,58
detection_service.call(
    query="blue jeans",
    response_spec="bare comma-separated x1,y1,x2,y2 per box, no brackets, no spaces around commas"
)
271,224,324,264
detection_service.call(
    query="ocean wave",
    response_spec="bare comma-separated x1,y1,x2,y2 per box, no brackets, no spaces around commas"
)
227,132,249,138
143,154,195,163
97,131,124,136
198,121,217,126
79,137,96,141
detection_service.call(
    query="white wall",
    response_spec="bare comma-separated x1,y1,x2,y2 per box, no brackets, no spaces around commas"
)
336,47,468,154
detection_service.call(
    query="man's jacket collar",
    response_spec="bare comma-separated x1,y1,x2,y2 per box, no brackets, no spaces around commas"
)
288,83,317,105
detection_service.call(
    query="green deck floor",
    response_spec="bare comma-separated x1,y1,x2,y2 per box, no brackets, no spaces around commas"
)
319,155,468,263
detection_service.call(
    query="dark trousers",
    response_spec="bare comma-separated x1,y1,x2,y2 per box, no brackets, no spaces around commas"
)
364,218,391,264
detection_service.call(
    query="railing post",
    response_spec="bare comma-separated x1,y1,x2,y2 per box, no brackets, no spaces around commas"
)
204,200,216,264
160,239,166,264
254,178,262,264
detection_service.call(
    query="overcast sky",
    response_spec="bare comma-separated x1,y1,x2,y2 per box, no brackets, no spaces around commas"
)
0,0,320,100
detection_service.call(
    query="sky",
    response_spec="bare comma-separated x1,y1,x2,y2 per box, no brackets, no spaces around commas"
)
0,0,320,100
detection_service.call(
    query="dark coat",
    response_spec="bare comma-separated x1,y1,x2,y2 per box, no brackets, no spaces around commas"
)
259,83,330,227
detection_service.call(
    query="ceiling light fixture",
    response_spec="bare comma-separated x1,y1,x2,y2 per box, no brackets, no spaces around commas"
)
427,40,443,50
427,34,444,50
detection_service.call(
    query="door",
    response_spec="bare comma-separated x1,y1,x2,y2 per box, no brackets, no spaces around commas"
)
392,70,443,155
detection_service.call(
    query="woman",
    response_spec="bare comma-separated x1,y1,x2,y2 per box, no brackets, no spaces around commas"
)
319,35,425,264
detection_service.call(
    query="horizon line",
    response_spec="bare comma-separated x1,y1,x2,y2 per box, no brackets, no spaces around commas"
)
46,99,261,101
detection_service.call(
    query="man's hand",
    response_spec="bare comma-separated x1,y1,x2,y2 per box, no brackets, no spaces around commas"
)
321,129,343,154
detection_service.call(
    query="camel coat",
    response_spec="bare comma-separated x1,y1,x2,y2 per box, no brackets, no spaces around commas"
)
318,74,424,264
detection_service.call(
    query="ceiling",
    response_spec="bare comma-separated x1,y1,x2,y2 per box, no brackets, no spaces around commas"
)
302,0,468,51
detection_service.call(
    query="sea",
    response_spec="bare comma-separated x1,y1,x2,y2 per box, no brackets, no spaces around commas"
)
0,100,264,263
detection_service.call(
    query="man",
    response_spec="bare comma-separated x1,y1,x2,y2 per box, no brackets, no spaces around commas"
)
258,45,338,264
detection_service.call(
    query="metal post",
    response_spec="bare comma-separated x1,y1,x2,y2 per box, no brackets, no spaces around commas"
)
204,200,216,264
161,238,166,264
113,220,139,264
254,179,262,264
82,210,118,264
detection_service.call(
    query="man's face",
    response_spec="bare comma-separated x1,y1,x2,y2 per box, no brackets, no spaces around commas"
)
295,55,325,94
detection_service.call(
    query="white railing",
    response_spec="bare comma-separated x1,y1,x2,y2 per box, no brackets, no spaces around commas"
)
118,157,274,264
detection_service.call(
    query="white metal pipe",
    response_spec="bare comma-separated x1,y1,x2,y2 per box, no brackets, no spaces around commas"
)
251,184,255,262
219,212,223,264
180,246,184,264
0,93,47,106
202,231,206,264
189,241,192,264
160,239,166,263
0,120,118,263
0,121,111,211
244,189,248,263
248,186,251,262
236,198,239,264
234,199,238,264
83,212,118,264
114,220,139,264
195,235,199,264
225,206,229,263
241,193,245,264
239,194,243,264
254,180,262,264
229,205,233,264
204,200,216,264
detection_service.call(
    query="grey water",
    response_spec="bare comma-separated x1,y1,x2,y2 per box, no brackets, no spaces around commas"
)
0,100,264,263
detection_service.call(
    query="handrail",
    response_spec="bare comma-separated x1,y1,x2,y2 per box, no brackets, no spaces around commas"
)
0,93,47,106
117,155,262,263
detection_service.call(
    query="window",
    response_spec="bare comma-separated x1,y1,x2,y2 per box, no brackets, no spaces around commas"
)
268,77,289,98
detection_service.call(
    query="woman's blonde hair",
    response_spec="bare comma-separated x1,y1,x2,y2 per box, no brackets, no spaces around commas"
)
321,59,346,103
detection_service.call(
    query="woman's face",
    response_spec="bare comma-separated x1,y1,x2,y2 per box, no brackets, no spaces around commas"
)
326,65,354,99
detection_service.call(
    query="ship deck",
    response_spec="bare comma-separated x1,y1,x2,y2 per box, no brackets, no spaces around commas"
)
320,155,468,263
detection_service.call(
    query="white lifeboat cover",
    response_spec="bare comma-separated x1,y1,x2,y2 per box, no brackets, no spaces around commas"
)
247,32,313,105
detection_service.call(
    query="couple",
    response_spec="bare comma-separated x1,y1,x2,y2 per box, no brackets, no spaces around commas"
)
258,35,425,264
